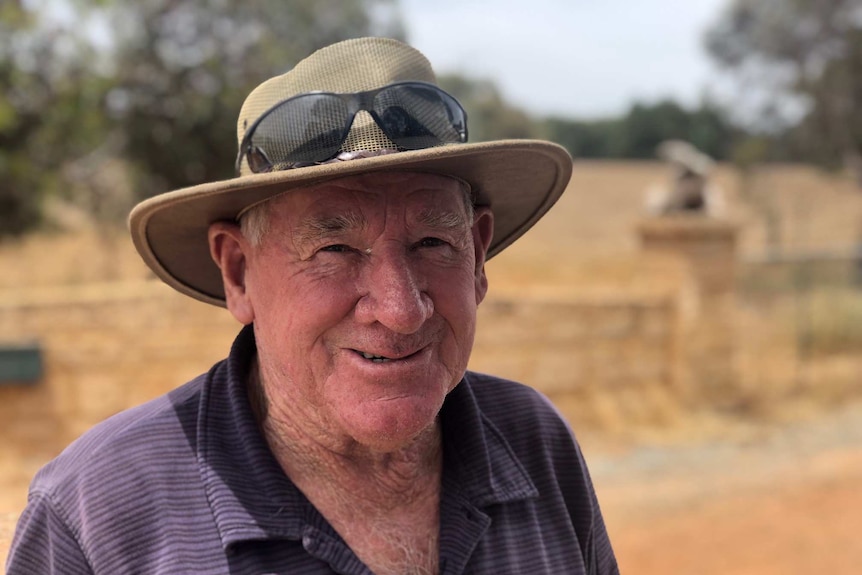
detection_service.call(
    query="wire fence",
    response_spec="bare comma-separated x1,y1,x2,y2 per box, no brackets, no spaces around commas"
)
738,246,862,394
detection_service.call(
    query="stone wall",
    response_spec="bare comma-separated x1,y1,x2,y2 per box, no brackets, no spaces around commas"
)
472,290,683,429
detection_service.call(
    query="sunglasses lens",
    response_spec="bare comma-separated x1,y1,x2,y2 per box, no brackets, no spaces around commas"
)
373,84,467,150
246,94,351,169
239,83,468,174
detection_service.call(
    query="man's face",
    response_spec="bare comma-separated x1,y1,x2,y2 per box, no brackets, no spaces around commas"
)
211,172,493,452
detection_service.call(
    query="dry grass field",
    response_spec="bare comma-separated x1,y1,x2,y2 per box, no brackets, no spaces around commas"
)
2,160,862,572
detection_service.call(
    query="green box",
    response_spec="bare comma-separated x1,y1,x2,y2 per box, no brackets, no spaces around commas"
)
0,344,43,385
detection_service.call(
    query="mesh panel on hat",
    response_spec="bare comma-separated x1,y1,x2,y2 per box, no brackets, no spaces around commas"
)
342,111,398,154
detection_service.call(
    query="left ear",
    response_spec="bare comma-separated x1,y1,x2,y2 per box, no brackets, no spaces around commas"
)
471,207,494,304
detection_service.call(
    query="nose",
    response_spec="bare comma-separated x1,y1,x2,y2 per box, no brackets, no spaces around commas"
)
354,246,434,334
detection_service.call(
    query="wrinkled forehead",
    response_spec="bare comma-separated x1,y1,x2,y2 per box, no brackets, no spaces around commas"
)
269,171,470,219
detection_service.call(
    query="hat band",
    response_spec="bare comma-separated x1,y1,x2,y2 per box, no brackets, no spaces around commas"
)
233,151,475,224
235,81,468,174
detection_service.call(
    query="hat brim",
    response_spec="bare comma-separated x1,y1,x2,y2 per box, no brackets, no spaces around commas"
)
129,139,572,307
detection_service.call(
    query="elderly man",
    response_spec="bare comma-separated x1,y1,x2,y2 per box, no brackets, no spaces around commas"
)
7,38,618,574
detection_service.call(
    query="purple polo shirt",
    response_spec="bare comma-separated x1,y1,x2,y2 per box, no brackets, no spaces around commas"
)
7,326,619,574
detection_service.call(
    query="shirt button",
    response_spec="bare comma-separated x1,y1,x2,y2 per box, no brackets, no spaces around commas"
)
302,535,314,550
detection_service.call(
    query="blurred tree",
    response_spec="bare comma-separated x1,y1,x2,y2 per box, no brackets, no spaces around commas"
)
542,100,735,161
541,117,622,159
618,100,692,158
0,0,107,236
688,102,737,160
0,0,404,238
616,100,734,160
705,0,862,178
101,0,405,200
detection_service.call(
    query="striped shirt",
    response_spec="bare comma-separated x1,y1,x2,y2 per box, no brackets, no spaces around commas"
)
7,326,619,574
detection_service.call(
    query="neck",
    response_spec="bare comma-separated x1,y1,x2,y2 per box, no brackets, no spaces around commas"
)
247,357,443,509
269,416,443,512
248,361,443,575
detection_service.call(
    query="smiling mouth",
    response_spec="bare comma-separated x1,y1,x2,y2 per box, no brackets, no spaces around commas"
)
359,351,391,363
355,349,420,363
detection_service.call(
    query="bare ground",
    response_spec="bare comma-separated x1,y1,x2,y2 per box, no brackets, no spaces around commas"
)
587,400,862,574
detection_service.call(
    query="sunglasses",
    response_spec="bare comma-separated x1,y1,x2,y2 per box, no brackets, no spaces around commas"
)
236,81,468,174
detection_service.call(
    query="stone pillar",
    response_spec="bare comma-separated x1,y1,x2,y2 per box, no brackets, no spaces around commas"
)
637,217,739,406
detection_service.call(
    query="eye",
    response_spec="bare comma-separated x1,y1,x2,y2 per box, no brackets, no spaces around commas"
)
417,237,447,248
319,244,353,253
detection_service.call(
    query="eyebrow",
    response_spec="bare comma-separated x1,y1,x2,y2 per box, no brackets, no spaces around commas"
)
416,207,468,231
295,211,367,244
293,206,468,244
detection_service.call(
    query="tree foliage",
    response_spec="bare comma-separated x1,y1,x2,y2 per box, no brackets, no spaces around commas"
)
0,1,107,235
439,74,736,163
0,0,403,238
541,117,623,159
104,0,405,200
705,0,862,172
543,100,735,161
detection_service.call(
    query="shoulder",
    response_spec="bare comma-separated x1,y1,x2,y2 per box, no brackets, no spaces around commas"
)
463,370,572,436
30,370,210,505
459,372,620,574
462,370,585,470
10,370,215,572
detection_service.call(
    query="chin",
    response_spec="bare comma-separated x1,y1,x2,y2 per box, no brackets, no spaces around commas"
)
341,396,443,452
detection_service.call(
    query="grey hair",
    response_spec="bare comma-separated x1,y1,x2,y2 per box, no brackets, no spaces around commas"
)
460,180,476,222
239,200,271,247
238,178,476,247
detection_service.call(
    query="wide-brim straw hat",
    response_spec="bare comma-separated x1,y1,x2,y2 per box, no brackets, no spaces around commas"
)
129,37,573,307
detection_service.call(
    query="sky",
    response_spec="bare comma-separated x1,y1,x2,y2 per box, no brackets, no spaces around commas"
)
399,0,732,120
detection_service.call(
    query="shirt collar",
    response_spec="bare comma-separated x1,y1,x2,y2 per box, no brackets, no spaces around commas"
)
197,324,309,549
440,375,538,506
197,325,537,550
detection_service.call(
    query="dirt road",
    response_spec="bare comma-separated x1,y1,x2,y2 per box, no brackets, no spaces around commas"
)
592,401,862,574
